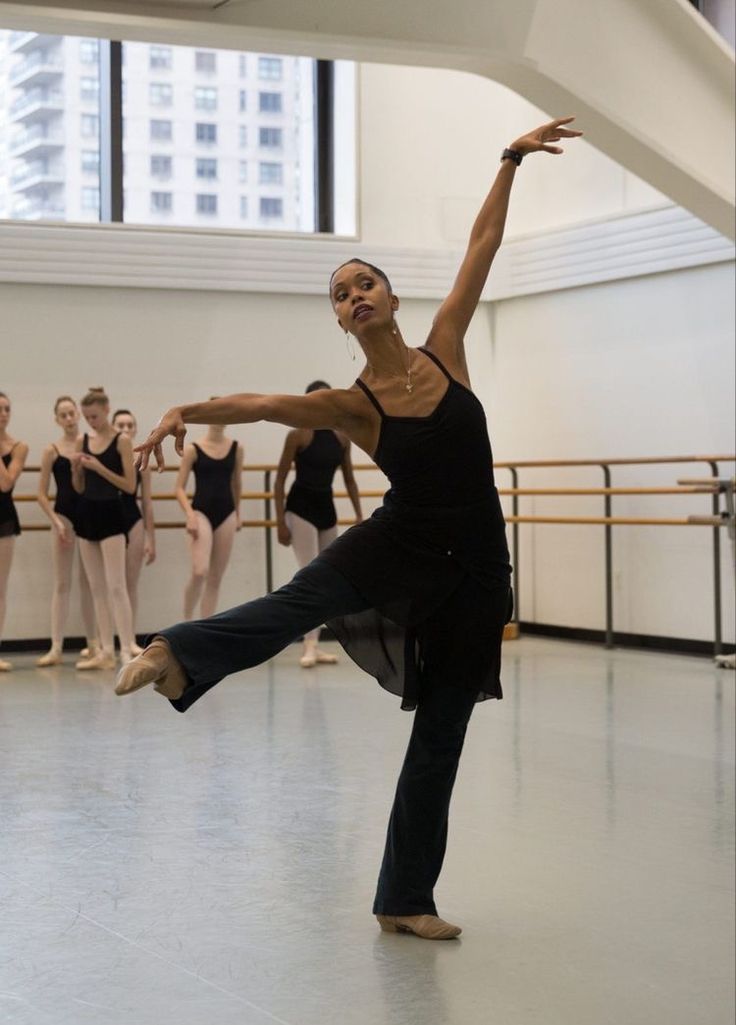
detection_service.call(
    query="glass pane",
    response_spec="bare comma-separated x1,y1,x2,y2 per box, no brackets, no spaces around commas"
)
0,29,101,222
122,42,316,231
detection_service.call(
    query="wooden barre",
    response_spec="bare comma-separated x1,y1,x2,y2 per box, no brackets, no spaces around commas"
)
18,455,736,476
17,516,730,531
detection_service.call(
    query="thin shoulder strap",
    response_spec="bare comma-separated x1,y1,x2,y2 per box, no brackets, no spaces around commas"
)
355,378,386,418
418,346,453,382
82,433,90,452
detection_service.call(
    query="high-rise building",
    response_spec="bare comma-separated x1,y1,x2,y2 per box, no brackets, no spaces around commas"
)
0,31,317,231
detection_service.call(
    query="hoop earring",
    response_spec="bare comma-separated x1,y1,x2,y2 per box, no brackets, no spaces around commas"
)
345,330,356,361
391,317,398,337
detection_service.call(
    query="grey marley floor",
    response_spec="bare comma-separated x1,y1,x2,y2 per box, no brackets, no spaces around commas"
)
0,637,733,1025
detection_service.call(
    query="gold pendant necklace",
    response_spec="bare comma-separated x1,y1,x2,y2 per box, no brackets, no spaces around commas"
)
405,348,414,393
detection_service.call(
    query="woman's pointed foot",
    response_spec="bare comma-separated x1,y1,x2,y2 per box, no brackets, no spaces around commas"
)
376,914,462,940
315,649,338,664
0,658,13,672
114,638,186,699
76,650,117,671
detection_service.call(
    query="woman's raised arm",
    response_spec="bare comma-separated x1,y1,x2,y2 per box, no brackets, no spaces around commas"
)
428,117,582,369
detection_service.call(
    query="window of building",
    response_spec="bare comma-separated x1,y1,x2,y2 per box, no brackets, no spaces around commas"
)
239,161,248,183
81,187,100,211
150,154,173,179
196,158,218,180
195,122,217,144
150,119,173,142
195,50,217,73
259,161,283,185
238,125,248,148
239,90,247,113
80,39,99,64
151,191,173,213
258,56,283,80
150,83,173,106
240,196,248,219
149,45,172,70
259,127,282,148
259,92,282,114
260,197,283,218
81,113,99,139
194,86,217,111
239,54,247,77
196,193,218,215
80,77,100,103
81,150,100,174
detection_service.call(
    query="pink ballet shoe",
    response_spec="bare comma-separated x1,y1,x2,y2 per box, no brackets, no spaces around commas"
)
376,914,462,940
0,659,13,672
114,639,186,699
37,649,63,667
76,650,117,671
315,649,338,665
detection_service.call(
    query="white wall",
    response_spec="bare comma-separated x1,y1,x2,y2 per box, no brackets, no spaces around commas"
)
1,62,733,647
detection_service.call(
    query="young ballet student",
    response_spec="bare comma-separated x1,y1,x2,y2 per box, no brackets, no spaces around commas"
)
36,396,97,666
117,118,582,939
174,417,244,619
72,387,137,669
112,409,156,649
274,380,363,667
0,392,28,672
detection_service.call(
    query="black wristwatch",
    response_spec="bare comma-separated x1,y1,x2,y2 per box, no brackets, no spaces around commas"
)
501,147,523,166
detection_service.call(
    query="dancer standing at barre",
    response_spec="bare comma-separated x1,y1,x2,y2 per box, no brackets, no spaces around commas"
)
72,387,137,670
112,408,156,650
274,380,363,667
36,396,97,666
0,392,28,672
175,417,243,619
117,118,582,939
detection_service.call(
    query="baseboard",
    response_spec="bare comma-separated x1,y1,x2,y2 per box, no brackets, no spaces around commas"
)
518,621,735,657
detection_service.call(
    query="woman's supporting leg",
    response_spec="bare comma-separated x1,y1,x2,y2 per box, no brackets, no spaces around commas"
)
372,673,477,917
183,511,213,620
158,560,369,712
286,512,320,648
37,518,75,664
78,539,115,660
77,538,98,652
99,534,135,659
0,535,15,667
200,511,236,619
125,519,145,634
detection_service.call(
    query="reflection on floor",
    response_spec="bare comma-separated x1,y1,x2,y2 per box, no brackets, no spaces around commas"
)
0,637,733,1025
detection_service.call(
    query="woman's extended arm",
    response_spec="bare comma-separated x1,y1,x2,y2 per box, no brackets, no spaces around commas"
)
136,388,358,471
428,117,582,370
339,437,363,524
37,446,70,543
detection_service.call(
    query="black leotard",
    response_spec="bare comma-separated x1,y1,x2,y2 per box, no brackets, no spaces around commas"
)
286,429,344,530
121,469,143,535
320,347,512,709
191,441,237,531
75,434,127,542
51,447,78,526
0,447,21,539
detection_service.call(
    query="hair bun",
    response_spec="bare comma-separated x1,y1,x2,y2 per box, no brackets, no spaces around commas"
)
89,386,105,393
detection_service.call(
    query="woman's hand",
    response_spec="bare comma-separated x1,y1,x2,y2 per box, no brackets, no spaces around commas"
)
54,516,72,546
185,512,199,540
144,535,157,565
135,407,187,471
277,521,291,547
79,453,103,474
510,116,582,157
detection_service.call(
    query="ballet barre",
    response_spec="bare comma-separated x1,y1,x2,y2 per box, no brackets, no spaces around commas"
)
14,454,736,656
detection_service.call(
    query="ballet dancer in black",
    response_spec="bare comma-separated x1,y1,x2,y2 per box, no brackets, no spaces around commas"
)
274,380,363,667
0,392,28,672
116,118,582,939
175,418,244,619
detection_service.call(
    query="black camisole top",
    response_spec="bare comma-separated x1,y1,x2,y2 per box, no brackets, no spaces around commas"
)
0,447,21,538
319,347,512,710
52,448,78,523
82,434,124,500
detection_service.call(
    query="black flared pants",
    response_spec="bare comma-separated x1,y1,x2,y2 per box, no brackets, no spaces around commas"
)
159,560,478,917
